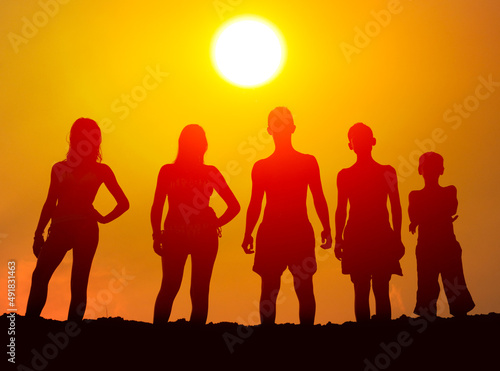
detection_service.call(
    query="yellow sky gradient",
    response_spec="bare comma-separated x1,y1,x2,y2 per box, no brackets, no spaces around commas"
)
1,0,500,325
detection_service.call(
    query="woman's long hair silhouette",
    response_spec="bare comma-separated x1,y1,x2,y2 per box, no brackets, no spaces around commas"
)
175,124,208,164
66,118,103,164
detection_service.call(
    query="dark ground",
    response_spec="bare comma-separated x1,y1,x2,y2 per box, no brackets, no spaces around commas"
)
3,313,500,371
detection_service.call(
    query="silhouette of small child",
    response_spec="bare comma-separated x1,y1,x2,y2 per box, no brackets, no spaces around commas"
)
335,123,404,322
409,152,475,317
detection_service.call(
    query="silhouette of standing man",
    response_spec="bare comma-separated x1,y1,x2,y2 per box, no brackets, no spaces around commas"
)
335,123,404,322
242,107,332,326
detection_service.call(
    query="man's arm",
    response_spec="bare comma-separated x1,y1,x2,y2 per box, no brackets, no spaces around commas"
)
334,170,348,260
448,185,458,216
242,163,265,254
387,166,402,239
309,157,332,249
151,166,168,255
408,191,418,234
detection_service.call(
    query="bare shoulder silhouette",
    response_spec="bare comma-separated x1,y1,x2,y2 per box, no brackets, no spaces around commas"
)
152,124,240,325
26,118,129,321
242,107,332,326
409,152,474,317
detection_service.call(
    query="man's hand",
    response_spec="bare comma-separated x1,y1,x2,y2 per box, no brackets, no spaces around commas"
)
334,240,343,261
409,222,418,234
241,235,255,254
33,235,44,258
153,239,163,256
320,230,332,249
394,238,405,260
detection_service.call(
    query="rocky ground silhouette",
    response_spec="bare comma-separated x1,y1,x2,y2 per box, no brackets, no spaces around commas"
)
3,313,499,370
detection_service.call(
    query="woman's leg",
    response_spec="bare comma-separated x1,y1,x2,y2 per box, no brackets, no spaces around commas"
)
68,222,99,321
189,236,218,325
154,248,188,325
351,273,371,322
372,273,392,321
26,229,68,318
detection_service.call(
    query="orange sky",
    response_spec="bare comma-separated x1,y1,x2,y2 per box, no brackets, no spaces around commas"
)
1,0,500,325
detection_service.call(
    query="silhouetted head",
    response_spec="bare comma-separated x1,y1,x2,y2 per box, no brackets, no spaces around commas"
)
67,118,102,164
418,152,444,178
175,124,208,165
348,123,376,155
267,107,296,136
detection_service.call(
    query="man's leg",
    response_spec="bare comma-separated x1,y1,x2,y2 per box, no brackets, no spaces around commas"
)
260,274,281,326
293,275,315,325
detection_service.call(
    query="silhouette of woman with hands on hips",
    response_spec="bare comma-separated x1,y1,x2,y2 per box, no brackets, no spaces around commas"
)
151,124,240,325
26,118,129,321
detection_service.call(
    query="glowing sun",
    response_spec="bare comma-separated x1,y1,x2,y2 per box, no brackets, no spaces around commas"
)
212,16,285,88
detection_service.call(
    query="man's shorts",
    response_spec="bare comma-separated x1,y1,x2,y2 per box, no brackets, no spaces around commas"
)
253,221,316,277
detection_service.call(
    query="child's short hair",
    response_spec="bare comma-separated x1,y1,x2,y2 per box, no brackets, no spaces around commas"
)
418,152,444,173
348,123,373,142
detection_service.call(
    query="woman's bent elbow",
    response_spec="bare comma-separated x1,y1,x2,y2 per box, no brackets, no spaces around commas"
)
121,199,130,213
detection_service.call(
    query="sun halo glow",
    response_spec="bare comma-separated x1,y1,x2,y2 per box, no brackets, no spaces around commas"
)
212,17,285,88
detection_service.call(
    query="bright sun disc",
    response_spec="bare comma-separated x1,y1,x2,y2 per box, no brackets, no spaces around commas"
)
213,17,285,87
